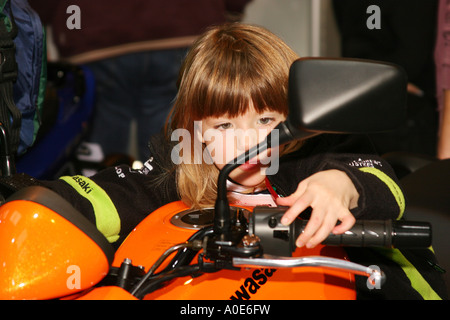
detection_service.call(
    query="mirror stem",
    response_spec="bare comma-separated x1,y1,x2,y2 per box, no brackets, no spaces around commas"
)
213,122,295,238
214,135,271,238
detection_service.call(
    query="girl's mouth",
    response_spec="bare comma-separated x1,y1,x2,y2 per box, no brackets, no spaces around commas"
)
239,159,264,172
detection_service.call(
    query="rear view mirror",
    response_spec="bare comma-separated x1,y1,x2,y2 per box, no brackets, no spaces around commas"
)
283,57,407,141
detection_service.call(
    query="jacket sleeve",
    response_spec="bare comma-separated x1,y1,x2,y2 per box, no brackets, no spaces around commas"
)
319,153,405,220
274,134,405,221
40,158,179,247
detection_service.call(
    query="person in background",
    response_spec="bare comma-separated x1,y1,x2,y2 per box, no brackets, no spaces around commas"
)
31,0,251,162
333,0,439,157
435,0,450,159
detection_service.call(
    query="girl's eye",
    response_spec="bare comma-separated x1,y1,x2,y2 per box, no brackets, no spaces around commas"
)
258,117,274,125
215,122,233,130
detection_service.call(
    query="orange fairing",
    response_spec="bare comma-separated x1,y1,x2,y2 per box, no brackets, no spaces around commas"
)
0,187,113,300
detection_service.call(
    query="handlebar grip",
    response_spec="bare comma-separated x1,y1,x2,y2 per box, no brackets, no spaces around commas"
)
249,207,432,256
295,219,432,248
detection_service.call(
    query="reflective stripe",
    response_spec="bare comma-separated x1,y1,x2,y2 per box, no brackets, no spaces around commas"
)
60,176,121,243
358,167,405,219
377,248,442,300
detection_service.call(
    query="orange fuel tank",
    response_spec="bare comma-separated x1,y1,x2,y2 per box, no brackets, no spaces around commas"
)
113,201,356,300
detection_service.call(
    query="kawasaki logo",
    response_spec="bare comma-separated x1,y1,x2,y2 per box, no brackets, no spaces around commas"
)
71,176,94,194
230,268,277,300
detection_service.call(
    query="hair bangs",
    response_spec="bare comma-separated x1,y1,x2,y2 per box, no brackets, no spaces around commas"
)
188,41,290,119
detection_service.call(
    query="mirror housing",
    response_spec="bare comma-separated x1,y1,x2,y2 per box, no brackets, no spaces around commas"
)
282,57,407,142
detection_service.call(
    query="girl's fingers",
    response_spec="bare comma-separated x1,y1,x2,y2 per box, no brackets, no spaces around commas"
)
275,170,358,248
305,216,335,248
277,181,309,225
278,192,312,226
332,213,356,235
298,208,356,248
295,209,326,247
276,180,307,207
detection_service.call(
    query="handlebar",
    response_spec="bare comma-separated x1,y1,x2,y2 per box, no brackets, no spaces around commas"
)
127,206,432,298
249,206,432,256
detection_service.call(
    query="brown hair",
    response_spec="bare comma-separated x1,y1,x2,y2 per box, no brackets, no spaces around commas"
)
166,23,301,208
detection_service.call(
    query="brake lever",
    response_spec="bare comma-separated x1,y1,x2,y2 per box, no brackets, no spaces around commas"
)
232,254,385,288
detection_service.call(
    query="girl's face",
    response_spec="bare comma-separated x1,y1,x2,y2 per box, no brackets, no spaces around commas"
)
199,105,285,187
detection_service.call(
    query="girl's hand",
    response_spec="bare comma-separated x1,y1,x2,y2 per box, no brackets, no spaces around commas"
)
276,169,359,249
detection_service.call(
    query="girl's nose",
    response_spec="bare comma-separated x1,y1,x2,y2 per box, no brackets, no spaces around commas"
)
236,129,258,152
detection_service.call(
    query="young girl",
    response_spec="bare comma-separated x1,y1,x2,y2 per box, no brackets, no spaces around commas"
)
37,23,445,299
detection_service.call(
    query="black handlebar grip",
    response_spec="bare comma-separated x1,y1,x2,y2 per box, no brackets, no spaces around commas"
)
249,207,432,256
295,219,432,248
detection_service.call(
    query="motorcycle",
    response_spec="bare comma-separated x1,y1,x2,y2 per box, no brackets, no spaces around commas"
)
0,58,436,300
